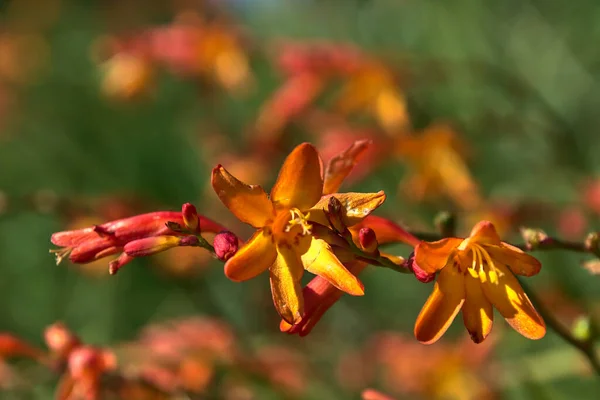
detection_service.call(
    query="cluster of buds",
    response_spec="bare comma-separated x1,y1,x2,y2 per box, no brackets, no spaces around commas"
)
50,203,231,275
0,322,116,400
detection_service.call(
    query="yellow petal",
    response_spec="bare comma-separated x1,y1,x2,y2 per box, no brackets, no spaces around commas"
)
309,191,387,228
323,139,371,195
270,244,305,324
301,237,364,296
413,238,462,274
481,263,546,340
211,165,274,228
485,243,542,277
271,143,323,210
414,266,465,344
469,221,502,245
462,274,494,343
224,229,276,282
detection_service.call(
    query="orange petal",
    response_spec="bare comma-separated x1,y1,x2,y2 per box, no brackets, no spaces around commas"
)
271,143,323,210
350,215,420,247
323,139,371,195
462,274,494,343
309,191,387,228
211,165,274,228
224,229,276,282
270,244,305,324
414,266,465,344
484,243,542,277
413,238,462,274
301,238,364,296
469,221,502,245
480,263,546,340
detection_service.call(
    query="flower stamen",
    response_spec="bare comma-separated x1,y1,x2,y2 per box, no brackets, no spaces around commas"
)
285,208,312,235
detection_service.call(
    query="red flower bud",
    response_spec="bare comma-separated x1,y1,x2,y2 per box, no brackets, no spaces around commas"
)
407,252,436,283
0,333,45,361
124,235,199,258
182,203,200,233
213,231,239,262
358,227,378,253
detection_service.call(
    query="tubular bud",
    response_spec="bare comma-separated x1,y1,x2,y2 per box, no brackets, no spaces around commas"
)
182,203,200,233
358,227,378,254
124,236,199,258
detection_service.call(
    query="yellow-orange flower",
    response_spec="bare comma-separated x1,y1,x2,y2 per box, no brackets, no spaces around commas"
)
413,221,545,344
211,143,386,324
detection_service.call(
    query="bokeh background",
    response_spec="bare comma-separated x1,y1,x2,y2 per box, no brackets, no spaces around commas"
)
1,0,600,398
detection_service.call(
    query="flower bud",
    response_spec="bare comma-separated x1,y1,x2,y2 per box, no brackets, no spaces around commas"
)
0,333,45,360
182,203,200,233
214,231,239,262
358,227,378,253
406,252,435,283
44,322,81,360
520,227,548,250
108,253,134,275
124,235,199,258
325,196,346,233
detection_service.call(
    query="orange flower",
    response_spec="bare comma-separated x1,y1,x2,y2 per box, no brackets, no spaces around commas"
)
413,221,545,344
211,142,386,323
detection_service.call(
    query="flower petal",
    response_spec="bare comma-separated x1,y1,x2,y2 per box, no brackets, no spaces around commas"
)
212,165,274,228
309,191,387,228
485,243,542,277
469,221,502,245
323,139,371,195
223,229,276,282
270,244,305,324
480,263,546,340
414,266,465,344
350,215,420,247
462,274,493,343
413,238,462,274
271,143,323,210
301,238,364,296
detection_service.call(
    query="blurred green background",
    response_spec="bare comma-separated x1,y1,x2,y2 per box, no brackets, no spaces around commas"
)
1,0,600,398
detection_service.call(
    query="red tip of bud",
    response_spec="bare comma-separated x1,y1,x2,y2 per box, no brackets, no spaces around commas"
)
407,253,436,283
358,227,378,253
213,231,239,262
182,203,200,233
108,253,134,275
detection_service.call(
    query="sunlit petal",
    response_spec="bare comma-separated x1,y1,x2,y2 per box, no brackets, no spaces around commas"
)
271,143,323,210
301,238,364,296
224,229,276,282
485,243,542,277
414,266,465,344
309,191,386,228
413,238,462,274
323,139,371,195
481,263,546,340
462,274,494,343
469,221,502,245
211,165,274,228
270,244,305,324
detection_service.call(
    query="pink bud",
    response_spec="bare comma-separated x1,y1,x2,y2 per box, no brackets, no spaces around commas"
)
124,235,199,258
182,203,200,233
358,227,378,253
213,231,239,262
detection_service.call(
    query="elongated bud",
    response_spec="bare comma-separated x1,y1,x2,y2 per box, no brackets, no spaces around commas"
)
358,227,378,253
0,333,45,360
108,253,134,275
214,231,239,262
124,235,199,258
406,252,435,283
326,196,346,233
182,203,200,233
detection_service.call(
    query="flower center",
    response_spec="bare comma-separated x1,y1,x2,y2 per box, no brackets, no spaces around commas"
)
455,243,503,281
271,208,312,247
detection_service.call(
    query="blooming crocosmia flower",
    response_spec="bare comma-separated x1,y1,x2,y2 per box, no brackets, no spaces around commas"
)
212,142,386,323
413,221,545,344
50,211,226,266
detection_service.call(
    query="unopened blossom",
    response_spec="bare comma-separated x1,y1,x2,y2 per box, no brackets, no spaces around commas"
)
212,142,386,323
413,221,545,344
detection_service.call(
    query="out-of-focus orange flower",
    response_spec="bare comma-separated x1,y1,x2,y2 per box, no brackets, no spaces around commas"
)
252,345,308,395
366,332,498,400
99,52,154,101
557,205,588,240
56,346,117,400
413,221,545,344
212,142,386,323
395,122,481,210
